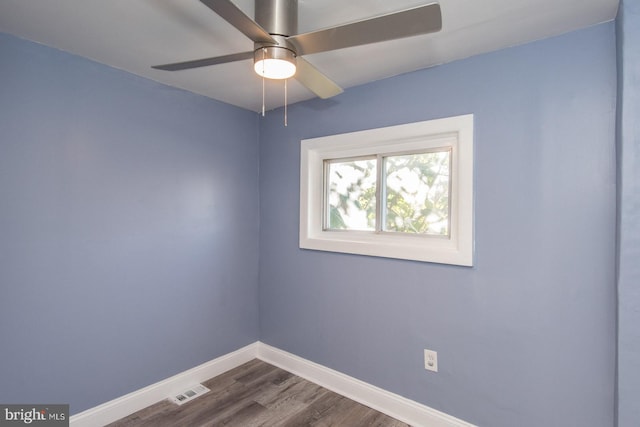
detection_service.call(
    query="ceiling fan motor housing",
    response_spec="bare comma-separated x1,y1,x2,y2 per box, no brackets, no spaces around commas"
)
255,0,298,37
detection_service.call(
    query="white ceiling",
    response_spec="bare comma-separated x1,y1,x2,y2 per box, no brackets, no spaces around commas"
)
0,0,618,112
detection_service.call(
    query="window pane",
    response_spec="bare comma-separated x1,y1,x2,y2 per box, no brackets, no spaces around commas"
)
383,151,450,235
326,158,376,230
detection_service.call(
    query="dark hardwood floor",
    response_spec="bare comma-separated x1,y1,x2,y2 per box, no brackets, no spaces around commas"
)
107,359,411,427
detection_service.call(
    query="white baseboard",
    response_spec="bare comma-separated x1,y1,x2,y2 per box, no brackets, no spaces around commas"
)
70,341,473,427
69,342,258,427
256,342,475,427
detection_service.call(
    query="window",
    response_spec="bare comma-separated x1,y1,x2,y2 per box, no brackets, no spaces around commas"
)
325,149,452,235
300,114,473,266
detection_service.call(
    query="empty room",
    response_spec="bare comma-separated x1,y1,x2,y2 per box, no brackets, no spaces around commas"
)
1,0,638,426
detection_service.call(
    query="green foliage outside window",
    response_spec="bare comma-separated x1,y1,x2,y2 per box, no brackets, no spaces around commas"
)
326,150,450,236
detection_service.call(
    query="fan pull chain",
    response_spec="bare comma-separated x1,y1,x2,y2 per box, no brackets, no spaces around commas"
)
261,75,265,117
284,78,288,127
261,48,266,117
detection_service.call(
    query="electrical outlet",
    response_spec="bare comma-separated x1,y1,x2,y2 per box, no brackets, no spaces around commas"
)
424,349,438,372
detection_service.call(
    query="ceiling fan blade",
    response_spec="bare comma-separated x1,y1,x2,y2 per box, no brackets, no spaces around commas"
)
288,3,442,56
295,57,343,99
200,0,276,45
152,51,254,71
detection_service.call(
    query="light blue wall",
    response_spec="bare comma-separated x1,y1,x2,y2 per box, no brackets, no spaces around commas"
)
0,33,260,414
616,0,640,425
259,23,617,427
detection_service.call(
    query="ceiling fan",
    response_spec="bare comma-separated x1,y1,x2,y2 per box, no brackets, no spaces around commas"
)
153,0,442,101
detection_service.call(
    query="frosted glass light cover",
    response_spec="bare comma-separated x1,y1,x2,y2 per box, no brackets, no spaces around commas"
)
254,58,296,79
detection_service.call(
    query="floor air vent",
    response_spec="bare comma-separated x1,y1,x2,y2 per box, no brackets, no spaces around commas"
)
170,384,210,405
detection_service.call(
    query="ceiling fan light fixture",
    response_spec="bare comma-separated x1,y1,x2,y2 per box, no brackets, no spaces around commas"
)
153,0,443,105
254,46,296,80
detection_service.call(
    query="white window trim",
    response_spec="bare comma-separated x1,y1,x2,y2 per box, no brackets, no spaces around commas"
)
300,114,474,266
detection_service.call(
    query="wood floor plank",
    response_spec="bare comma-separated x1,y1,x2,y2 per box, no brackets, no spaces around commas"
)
279,389,345,426
206,401,267,427
239,397,309,427
178,381,274,426
106,360,411,427
254,375,318,409
310,395,374,427
274,375,327,406
199,358,264,394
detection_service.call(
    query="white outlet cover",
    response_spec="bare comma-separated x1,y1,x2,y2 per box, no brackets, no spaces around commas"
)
424,349,438,372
